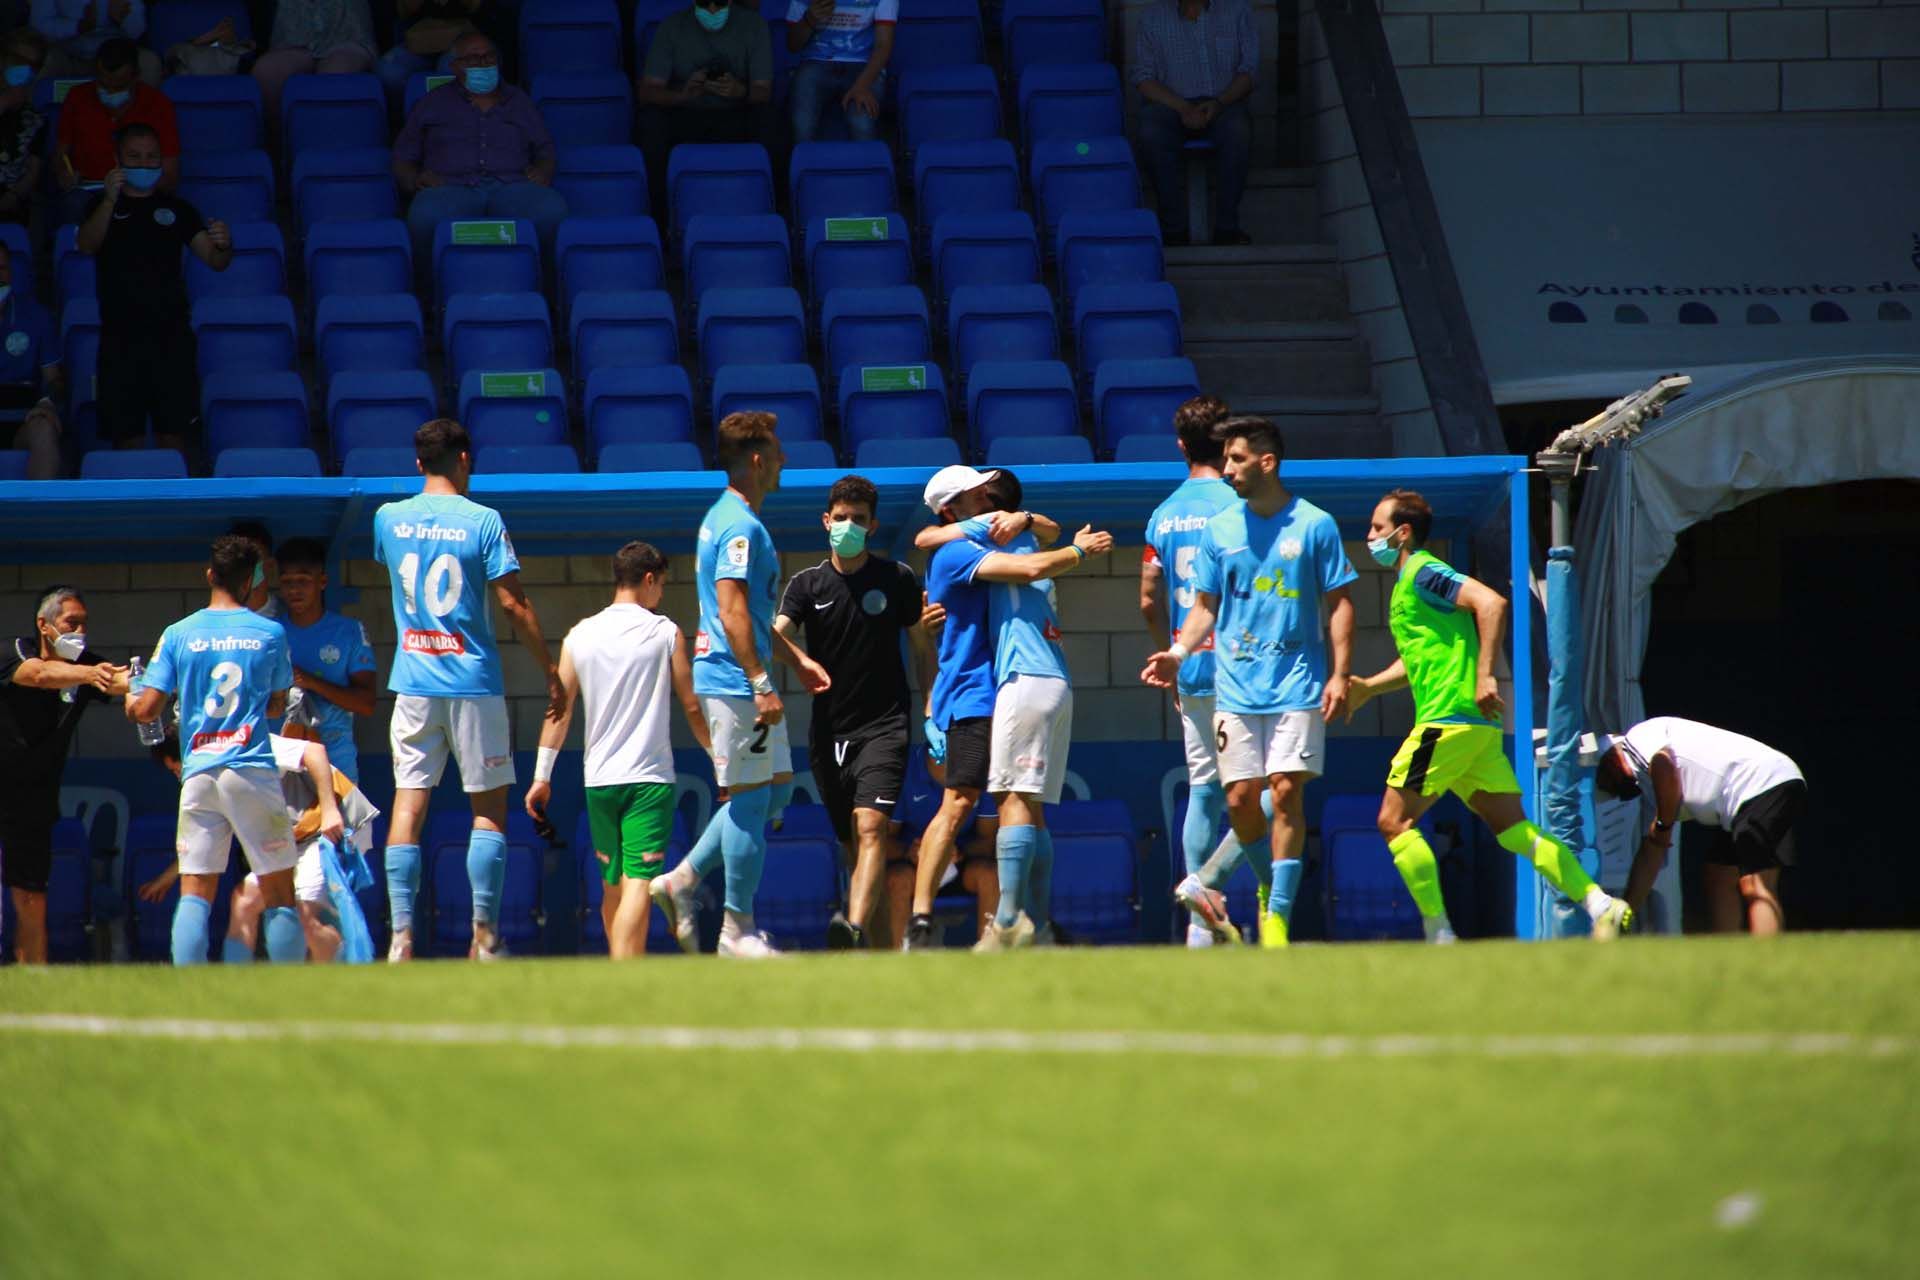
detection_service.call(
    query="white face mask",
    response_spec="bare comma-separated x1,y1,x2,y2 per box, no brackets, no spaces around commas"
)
52,630,87,660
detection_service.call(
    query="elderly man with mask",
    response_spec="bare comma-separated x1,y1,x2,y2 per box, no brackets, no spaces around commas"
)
0,587,129,964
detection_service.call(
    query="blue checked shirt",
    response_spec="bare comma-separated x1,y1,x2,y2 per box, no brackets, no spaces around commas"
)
1129,0,1259,101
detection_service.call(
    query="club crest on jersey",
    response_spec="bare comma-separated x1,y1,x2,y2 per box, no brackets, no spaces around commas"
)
726,536,751,568
1279,538,1304,561
402,629,465,656
319,644,342,665
861,588,888,615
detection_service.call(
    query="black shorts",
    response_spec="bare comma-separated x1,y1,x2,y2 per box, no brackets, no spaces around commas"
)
1706,779,1806,873
0,780,60,894
812,721,910,842
98,325,200,444
943,716,992,793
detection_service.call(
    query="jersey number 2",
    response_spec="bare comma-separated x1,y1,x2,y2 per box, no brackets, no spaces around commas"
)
396,552,464,618
204,661,243,717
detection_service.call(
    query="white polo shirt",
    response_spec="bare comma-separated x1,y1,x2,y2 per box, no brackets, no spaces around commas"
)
1618,717,1802,828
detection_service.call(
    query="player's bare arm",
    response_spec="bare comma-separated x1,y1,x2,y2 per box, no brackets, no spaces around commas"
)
16,656,124,693
493,571,564,720
671,638,712,754
1141,589,1217,688
525,643,580,822
1140,554,1170,653
298,741,347,845
1622,749,1684,913
907,610,937,719
914,509,1060,550
125,684,167,723
1454,575,1509,719
1345,657,1408,719
1321,586,1356,721
717,577,782,727
972,526,1112,584
292,667,377,717
772,625,830,693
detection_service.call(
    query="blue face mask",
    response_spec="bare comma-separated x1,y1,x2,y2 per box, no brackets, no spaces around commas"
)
4,65,31,88
462,65,499,94
695,3,731,31
124,165,161,191
1367,532,1400,568
97,86,132,109
827,518,867,558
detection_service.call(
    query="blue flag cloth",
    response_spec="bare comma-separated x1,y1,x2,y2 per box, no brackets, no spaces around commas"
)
317,838,376,964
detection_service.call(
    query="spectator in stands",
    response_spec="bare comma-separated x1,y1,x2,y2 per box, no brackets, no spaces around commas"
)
0,28,47,227
393,30,567,277
52,36,178,227
76,122,231,456
784,0,893,144
1129,0,1259,247
251,0,377,126
377,0,507,106
0,243,62,479
31,0,161,83
638,0,777,226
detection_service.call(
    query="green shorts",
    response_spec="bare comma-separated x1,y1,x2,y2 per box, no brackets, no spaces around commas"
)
585,782,676,885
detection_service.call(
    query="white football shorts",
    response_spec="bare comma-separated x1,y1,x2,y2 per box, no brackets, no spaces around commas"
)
176,766,298,877
390,694,514,793
1178,692,1219,788
704,695,791,789
988,674,1072,804
1214,709,1326,785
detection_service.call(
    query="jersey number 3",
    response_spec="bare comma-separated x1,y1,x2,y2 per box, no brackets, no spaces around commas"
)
204,661,243,717
397,552,465,619
1173,545,1199,610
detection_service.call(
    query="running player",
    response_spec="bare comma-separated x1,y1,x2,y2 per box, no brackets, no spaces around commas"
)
273,537,376,785
526,541,710,959
649,412,830,958
1346,489,1633,940
776,474,935,950
1142,415,1357,949
126,535,305,966
373,418,563,963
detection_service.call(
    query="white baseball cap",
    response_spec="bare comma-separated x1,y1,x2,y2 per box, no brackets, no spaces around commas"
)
923,464,999,515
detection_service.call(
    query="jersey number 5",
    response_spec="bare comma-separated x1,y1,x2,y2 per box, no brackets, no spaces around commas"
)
204,661,243,717
396,552,465,619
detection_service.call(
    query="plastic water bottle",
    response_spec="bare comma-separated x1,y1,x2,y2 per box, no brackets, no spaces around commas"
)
127,656,165,748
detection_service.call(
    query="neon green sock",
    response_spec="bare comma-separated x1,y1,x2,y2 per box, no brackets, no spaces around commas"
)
1387,828,1447,918
1495,821,1597,901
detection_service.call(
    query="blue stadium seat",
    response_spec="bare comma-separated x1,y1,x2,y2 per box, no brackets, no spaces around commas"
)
1030,137,1138,249
631,0,688,67
1094,357,1201,453
43,819,92,961
1048,832,1135,943
280,74,388,164
1018,62,1124,148
404,71,457,116
202,370,310,455
168,74,264,152
124,812,178,960
839,362,949,452
584,365,695,458
433,218,540,312
789,141,896,231
0,225,27,302
1001,0,1107,83
1049,800,1133,836
897,66,999,160
666,144,774,245
985,435,1093,467
758,824,842,949
304,219,412,316
805,214,912,318
443,292,555,391
556,216,664,319
599,441,706,472
0,451,28,480
930,210,1040,309
967,360,1079,456
328,369,438,465
1074,283,1183,395
1113,431,1183,463
316,293,425,378
1322,793,1429,941
521,0,623,76
712,364,824,442
553,145,649,218
424,810,544,956
822,286,931,393
913,140,1020,261
290,147,398,232
532,72,633,146
52,226,90,313
696,287,807,382
146,3,253,54
1056,208,1164,312
475,444,582,475
79,449,189,479
782,439,838,469
341,446,422,477
213,447,324,477
178,149,275,223
192,295,298,374
569,290,679,385
891,0,987,78
458,368,570,448
855,435,962,469
682,214,792,312
184,220,285,301
949,284,1058,387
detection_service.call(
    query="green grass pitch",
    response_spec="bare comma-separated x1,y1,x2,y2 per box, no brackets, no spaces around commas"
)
4,935,1917,1278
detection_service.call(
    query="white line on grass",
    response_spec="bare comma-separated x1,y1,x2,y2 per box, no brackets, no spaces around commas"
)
1,1014,1914,1059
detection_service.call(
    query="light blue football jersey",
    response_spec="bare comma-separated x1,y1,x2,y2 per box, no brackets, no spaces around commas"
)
373,493,519,698
1192,495,1358,715
959,516,1069,686
142,607,292,778
1144,476,1238,698
283,611,376,782
694,490,780,697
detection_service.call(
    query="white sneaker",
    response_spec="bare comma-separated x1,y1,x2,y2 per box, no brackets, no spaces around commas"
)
1186,922,1216,949
974,912,1035,952
649,873,700,953
717,929,779,958
1590,897,1634,941
1174,874,1242,945
386,928,413,964
1422,916,1457,945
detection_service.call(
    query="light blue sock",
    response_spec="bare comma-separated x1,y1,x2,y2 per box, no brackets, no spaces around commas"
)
720,786,771,915
221,935,253,965
994,824,1038,928
688,803,728,878
1027,827,1054,930
1268,857,1303,924
264,906,304,963
768,778,795,830
1182,781,1225,877
487,836,509,920
171,895,211,967
466,829,506,925
385,843,421,932
1197,791,1275,893
1238,835,1273,901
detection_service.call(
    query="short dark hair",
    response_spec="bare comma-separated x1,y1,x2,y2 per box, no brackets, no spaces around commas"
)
984,469,1024,513
115,122,160,152
209,534,260,600
96,36,139,74
1382,489,1434,545
1213,414,1284,464
151,733,182,768
612,540,667,588
1174,394,1230,466
275,537,328,571
716,410,778,474
415,418,471,477
228,519,273,552
826,474,878,520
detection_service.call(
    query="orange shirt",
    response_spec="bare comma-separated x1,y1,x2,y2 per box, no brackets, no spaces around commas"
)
55,82,180,182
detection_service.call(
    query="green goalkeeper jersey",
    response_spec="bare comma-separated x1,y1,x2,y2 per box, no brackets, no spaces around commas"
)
1387,549,1496,727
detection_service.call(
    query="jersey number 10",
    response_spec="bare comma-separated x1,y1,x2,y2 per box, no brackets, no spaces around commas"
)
397,552,465,619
